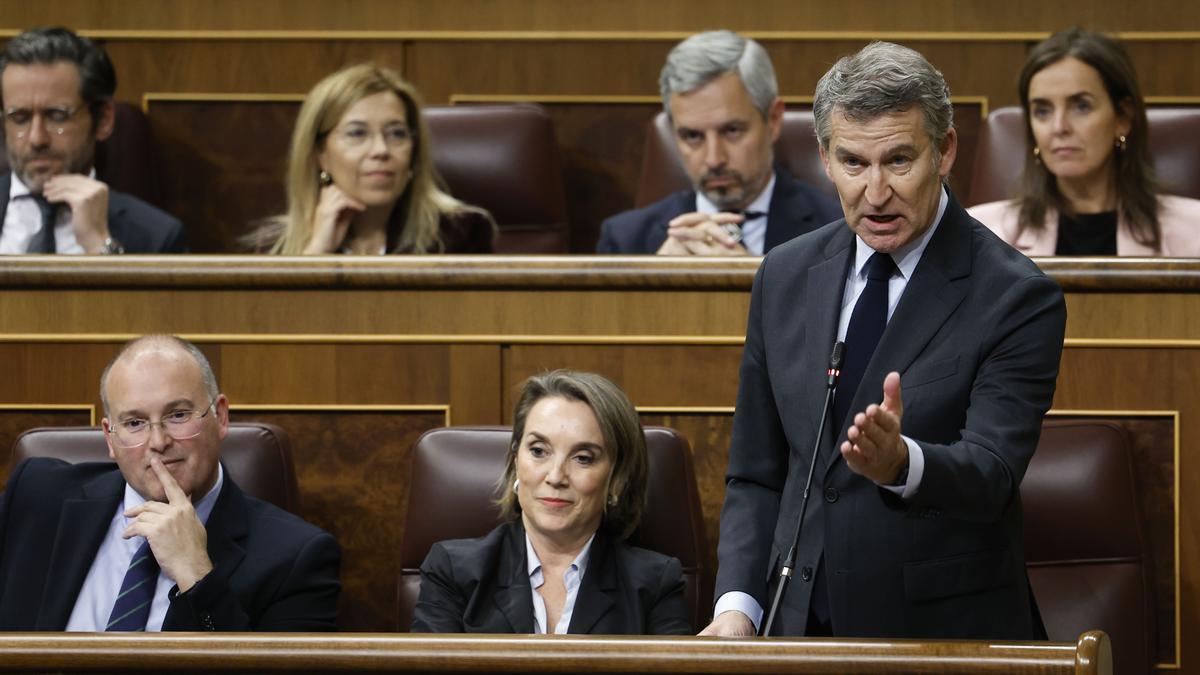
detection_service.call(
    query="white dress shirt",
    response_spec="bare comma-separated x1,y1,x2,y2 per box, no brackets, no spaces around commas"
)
526,532,593,635
696,173,776,255
0,171,94,254
65,464,224,632
713,186,950,631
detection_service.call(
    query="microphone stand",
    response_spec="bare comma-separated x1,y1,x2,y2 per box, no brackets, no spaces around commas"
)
761,341,843,637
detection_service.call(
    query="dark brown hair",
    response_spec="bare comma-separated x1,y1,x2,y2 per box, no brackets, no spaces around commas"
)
1016,27,1160,248
497,370,648,540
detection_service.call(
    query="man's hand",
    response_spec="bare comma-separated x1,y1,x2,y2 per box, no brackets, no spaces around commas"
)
123,457,214,592
656,212,749,256
698,610,756,637
304,184,365,254
840,371,909,485
41,174,110,253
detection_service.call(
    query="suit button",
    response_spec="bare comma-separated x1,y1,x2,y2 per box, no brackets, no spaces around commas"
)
800,566,813,582
824,487,839,503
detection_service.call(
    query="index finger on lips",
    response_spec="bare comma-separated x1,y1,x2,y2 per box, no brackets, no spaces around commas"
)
149,457,189,504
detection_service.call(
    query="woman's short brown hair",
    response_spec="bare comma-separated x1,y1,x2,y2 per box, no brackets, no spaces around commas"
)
497,370,648,540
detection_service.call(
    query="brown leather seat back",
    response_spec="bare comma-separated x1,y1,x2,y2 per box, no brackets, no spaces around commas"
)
10,423,300,512
968,105,1200,205
397,425,708,632
0,102,161,207
1022,419,1153,675
634,110,838,208
424,104,569,253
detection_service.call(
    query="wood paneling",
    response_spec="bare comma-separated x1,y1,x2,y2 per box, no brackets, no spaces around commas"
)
230,409,446,632
7,0,1200,32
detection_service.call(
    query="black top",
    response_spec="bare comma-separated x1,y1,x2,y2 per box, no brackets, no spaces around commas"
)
1055,210,1118,256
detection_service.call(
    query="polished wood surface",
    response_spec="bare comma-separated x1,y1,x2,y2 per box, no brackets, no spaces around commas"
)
0,257,1190,671
0,631,1111,674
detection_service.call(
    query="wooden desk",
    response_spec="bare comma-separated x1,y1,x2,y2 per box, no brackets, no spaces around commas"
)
0,631,1111,674
0,256,1188,672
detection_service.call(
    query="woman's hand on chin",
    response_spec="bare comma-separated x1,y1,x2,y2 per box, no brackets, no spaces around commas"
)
305,184,366,254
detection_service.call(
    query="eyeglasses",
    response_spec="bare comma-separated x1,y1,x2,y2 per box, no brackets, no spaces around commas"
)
331,123,415,149
107,400,217,448
3,105,85,138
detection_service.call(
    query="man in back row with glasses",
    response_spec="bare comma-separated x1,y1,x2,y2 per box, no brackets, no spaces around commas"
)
0,334,340,631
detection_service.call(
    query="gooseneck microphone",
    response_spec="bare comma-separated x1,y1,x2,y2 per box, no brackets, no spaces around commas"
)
761,341,844,637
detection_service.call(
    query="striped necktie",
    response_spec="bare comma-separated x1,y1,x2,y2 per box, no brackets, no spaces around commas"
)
105,540,160,631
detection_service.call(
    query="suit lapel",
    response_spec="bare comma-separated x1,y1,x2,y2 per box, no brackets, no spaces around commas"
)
565,529,616,635
764,170,816,252
0,173,11,238
807,229,855,475
35,470,125,630
824,195,973,479
493,522,534,633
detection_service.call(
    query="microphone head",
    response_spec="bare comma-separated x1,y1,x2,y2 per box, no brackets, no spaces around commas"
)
830,341,845,369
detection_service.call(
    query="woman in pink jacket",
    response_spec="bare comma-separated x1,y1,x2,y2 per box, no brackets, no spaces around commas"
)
969,28,1200,257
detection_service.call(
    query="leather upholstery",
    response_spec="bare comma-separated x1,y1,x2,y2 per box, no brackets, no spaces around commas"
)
0,102,161,207
1022,419,1154,675
968,105,1200,205
425,104,569,253
397,425,708,632
634,110,838,208
9,423,300,513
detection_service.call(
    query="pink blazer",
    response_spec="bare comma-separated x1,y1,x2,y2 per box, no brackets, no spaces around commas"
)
968,195,1200,257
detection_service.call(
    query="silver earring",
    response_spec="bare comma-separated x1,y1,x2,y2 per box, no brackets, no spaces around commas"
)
608,493,618,507
319,170,333,186
513,479,519,493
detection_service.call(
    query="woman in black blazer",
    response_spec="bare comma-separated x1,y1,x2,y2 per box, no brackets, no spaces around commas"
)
412,370,691,635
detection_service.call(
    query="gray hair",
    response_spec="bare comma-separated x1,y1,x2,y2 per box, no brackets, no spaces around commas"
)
100,335,220,417
659,29,778,120
813,41,954,152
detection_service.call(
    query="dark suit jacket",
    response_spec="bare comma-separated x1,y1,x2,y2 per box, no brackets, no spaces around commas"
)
596,168,841,254
715,192,1066,638
412,520,691,635
0,172,187,253
0,458,340,631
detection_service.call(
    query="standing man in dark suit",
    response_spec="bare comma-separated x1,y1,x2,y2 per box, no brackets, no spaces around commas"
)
0,27,185,254
701,42,1066,638
597,30,840,255
0,335,340,631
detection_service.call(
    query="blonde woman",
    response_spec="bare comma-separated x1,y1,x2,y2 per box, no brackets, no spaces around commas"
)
255,64,494,254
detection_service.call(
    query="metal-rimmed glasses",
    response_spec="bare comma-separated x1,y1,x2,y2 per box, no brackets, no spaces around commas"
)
106,399,217,448
3,104,85,139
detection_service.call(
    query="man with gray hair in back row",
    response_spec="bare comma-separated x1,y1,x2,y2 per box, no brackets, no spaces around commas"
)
597,30,839,255
702,42,1066,638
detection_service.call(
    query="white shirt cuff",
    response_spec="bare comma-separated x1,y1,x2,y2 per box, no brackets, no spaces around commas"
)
879,434,924,500
713,591,764,632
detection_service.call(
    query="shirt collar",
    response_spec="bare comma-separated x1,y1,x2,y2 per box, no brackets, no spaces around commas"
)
525,530,595,581
122,462,224,527
696,171,776,216
852,185,948,280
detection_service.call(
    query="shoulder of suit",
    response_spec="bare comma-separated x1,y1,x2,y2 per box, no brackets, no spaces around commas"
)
109,189,182,227
602,190,694,227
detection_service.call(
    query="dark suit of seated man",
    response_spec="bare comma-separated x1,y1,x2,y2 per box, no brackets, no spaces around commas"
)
597,30,840,256
0,335,340,631
0,27,186,254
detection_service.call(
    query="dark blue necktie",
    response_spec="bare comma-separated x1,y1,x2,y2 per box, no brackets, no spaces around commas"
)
105,540,160,631
27,194,57,254
834,252,897,431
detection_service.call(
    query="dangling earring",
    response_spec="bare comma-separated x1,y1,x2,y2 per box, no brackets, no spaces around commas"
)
1032,146,1041,164
1116,135,1127,151
607,493,618,507
513,479,519,494
319,170,333,186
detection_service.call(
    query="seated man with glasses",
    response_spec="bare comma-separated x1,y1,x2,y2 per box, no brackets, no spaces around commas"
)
0,335,341,631
0,26,186,254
